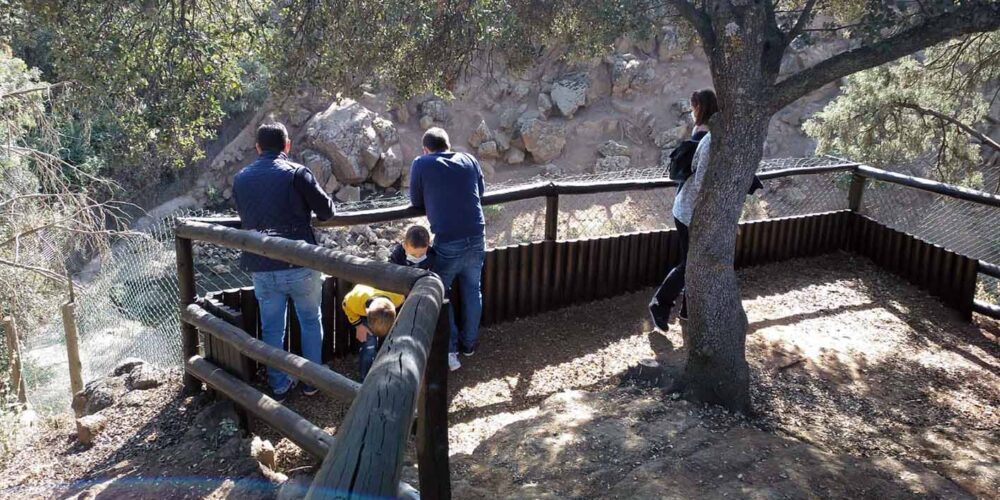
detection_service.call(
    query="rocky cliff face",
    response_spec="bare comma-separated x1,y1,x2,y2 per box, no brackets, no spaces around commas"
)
192,28,845,207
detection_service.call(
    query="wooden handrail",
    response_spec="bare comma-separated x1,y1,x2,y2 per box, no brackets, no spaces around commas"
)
856,165,1000,208
186,355,336,459
307,274,446,499
182,303,361,401
980,260,1000,279
174,220,428,294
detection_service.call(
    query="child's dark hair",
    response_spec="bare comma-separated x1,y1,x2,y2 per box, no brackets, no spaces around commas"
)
405,225,431,248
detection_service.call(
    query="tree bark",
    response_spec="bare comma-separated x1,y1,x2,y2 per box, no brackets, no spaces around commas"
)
677,1,778,413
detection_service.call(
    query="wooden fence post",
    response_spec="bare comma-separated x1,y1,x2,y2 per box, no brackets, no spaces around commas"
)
848,172,867,212
417,300,452,499
545,195,559,241
62,299,85,416
2,317,27,404
176,236,201,391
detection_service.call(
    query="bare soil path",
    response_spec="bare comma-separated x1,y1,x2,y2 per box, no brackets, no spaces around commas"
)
2,252,996,498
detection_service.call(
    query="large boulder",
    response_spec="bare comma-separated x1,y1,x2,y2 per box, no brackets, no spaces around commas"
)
128,363,164,390
373,116,399,146
598,140,631,158
609,54,657,97
550,73,589,118
468,119,493,149
300,149,334,188
517,114,566,163
419,98,449,123
76,414,107,445
371,145,404,188
303,99,383,185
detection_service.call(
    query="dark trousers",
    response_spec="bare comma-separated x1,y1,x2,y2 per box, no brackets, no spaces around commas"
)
652,218,688,313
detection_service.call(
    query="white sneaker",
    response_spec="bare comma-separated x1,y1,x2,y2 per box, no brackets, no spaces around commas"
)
448,353,462,372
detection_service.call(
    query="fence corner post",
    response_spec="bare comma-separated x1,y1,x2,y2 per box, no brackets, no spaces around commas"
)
544,194,559,241
2,317,27,404
175,234,201,392
848,171,867,212
417,300,452,499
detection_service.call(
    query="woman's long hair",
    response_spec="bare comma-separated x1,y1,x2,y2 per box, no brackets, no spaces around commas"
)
691,89,719,126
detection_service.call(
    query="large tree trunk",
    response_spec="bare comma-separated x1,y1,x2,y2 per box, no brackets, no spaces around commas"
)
677,3,780,413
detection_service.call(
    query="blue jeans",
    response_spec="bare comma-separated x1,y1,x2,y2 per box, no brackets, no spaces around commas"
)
358,321,379,381
252,267,324,391
432,235,486,353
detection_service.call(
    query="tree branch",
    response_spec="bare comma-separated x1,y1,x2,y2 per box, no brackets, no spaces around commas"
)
0,257,65,284
784,0,819,45
0,82,70,100
895,102,1000,152
769,1,1000,112
663,0,715,46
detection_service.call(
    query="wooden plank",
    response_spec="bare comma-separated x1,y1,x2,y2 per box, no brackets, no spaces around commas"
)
183,305,361,401
186,355,334,459
319,279,336,362
335,279,353,358
540,240,555,313
638,231,654,287
927,245,946,298
494,247,508,323
586,238,601,301
617,235,632,295
308,275,444,498
627,233,642,292
481,250,497,325
517,244,532,317
567,240,583,304
596,237,612,299
530,243,543,316
545,195,559,241
507,245,520,320
552,241,567,309
646,230,662,286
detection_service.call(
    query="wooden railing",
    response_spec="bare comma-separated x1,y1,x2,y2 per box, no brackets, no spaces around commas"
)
177,159,1000,499
175,220,449,499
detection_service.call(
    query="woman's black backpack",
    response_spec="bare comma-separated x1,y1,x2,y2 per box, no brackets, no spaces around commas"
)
668,130,708,182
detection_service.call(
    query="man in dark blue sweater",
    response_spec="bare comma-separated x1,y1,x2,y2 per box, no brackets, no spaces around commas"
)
409,127,486,372
233,122,335,400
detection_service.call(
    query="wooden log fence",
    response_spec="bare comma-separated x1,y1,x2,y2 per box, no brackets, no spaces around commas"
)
172,159,1000,499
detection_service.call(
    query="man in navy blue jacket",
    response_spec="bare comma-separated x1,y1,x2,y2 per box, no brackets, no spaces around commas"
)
233,122,335,400
409,127,486,372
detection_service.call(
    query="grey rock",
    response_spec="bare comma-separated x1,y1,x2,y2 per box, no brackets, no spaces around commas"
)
494,130,512,152
517,117,566,163
300,149,334,188
419,115,435,130
129,364,164,390
505,147,525,165
76,414,107,445
419,99,449,123
113,358,146,377
373,117,399,146
468,120,492,149
499,108,520,131
511,81,531,101
595,155,631,173
394,105,410,124
73,377,126,417
609,54,657,97
537,92,553,117
303,99,381,184
550,73,589,118
478,140,500,159
336,185,361,203
598,140,631,158
371,145,403,188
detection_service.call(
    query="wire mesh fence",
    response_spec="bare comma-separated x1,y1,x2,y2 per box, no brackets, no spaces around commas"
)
11,155,996,413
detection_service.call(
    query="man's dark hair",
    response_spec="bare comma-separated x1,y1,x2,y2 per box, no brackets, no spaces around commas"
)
404,225,431,248
257,122,289,153
422,127,450,152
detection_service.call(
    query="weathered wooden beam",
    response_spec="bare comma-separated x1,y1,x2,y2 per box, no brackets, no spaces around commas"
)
182,304,360,401
544,194,559,241
307,275,445,499
416,299,452,499
857,165,1000,208
973,299,1000,320
848,172,867,212
175,220,428,294
176,236,201,391
185,355,334,459
756,162,858,181
979,260,1000,279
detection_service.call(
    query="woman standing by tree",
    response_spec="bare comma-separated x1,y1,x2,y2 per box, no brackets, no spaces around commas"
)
649,89,718,331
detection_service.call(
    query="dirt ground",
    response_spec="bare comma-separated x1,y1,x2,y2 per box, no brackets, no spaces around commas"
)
2,252,997,498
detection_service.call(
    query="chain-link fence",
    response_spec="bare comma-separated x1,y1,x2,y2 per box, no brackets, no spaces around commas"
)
16,155,997,413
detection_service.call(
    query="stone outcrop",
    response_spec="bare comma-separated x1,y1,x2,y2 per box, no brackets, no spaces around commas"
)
598,140,631,158
550,73,589,118
609,53,657,97
595,155,631,173
303,99,384,185
517,114,566,163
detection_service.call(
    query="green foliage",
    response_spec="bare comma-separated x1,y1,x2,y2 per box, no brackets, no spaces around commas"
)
804,33,998,188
